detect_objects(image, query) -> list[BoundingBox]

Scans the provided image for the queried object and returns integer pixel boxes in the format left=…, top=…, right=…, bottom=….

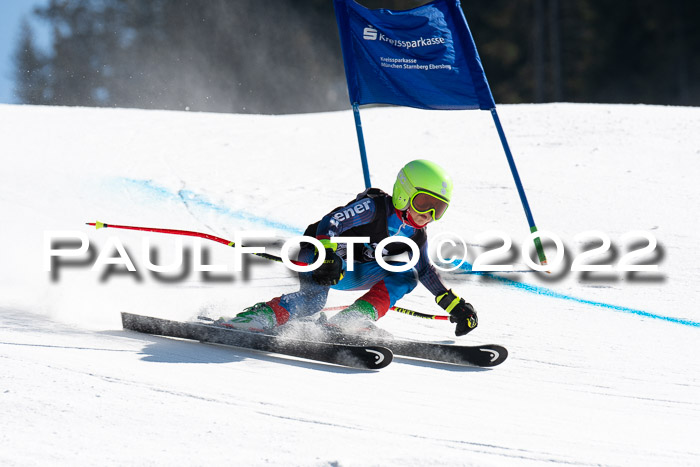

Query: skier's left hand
left=436, top=289, right=478, bottom=336
left=449, top=301, right=478, bottom=336
left=312, top=248, right=345, bottom=286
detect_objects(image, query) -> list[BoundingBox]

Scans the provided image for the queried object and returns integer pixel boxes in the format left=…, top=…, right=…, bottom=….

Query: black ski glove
left=436, top=289, right=478, bottom=336
left=312, top=248, right=345, bottom=286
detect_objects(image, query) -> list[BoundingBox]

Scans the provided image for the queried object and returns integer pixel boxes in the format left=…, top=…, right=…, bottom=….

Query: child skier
left=224, top=159, right=478, bottom=336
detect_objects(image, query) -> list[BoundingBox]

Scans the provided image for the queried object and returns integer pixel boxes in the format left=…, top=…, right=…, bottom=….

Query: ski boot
left=217, top=302, right=278, bottom=332
left=327, top=300, right=393, bottom=338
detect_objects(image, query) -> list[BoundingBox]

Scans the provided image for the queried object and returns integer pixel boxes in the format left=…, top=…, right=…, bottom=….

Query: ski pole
left=320, top=306, right=448, bottom=320
left=201, top=307, right=449, bottom=321
left=87, top=221, right=450, bottom=321
left=86, top=221, right=306, bottom=266
left=391, top=306, right=449, bottom=320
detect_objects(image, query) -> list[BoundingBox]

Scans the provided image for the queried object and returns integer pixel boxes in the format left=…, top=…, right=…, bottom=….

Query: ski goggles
left=410, top=191, right=450, bottom=221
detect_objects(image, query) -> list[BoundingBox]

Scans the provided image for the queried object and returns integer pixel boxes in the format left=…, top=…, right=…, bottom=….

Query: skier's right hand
left=312, top=248, right=345, bottom=286
left=436, top=289, right=478, bottom=336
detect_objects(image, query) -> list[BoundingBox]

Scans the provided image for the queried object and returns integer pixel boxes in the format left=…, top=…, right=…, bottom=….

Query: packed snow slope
left=1, top=102, right=699, bottom=466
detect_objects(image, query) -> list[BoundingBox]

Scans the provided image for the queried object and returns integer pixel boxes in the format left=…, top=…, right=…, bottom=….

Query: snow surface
left=1, top=102, right=699, bottom=466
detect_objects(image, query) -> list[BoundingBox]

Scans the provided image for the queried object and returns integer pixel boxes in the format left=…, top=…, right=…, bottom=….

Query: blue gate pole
left=352, top=102, right=372, bottom=189
left=490, top=108, right=547, bottom=265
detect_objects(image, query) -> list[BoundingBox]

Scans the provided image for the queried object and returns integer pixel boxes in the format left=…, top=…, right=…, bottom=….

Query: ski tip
left=333, top=345, right=393, bottom=370
left=362, top=346, right=394, bottom=369
left=478, top=344, right=508, bottom=367
left=85, top=221, right=104, bottom=229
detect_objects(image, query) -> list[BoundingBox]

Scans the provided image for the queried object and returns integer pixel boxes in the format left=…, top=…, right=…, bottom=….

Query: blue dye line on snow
left=117, top=178, right=302, bottom=235
left=116, top=177, right=698, bottom=328
left=448, top=260, right=697, bottom=327
left=473, top=269, right=697, bottom=327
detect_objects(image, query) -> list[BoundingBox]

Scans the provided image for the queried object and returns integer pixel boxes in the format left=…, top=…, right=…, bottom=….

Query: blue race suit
left=267, top=188, right=449, bottom=323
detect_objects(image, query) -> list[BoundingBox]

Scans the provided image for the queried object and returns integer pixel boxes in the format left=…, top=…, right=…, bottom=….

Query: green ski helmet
left=392, top=159, right=453, bottom=220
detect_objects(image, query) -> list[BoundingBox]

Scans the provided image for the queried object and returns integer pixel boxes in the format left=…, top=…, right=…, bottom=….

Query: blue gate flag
left=333, top=0, right=496, bottom=110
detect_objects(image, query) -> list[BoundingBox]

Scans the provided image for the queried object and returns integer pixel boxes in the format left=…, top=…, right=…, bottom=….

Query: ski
left=320, top=328, right=507, bottom=367
left=121, top=312, right=392, bottom=370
